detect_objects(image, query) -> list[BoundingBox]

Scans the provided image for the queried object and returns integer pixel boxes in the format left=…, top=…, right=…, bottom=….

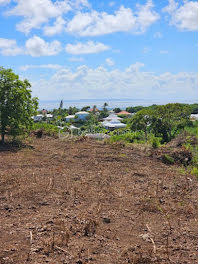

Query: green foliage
left=0, top=66, right=38, bottom=143
left=68, top=106, right=79, bottom=115
left=126, top=106, right=144, bottom=113
left=150, top=136, right=161, bottom=149
left=32, top=123, right=59, bottom=137
left=81, top=106, right=90, bottom=111
left=113, top=107, right=121, bottom=113
left=110, top=131, right=145, bottom=144
left=191, top=167, right=198, bottom=179
left=190, top=103, right=198, bottom=114
left=162, top=154, right=175, bottom=164
left=129, top=103, right=191, bottom=143
left=130, top=109, right=153, bottom=140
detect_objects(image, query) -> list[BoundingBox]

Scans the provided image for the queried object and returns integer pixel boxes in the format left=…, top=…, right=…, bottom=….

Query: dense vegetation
left=0, top=67, right=38, bottom=143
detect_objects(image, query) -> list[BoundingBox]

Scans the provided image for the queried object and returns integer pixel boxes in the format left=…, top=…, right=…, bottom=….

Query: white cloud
left=0, top=0, right=10, bottom=5
left=29, top=64, right=198, bottom=101
left=106, top=58, right=115, bottom=66
left=0, top=38, right=23, bottom=56
left=66, top=1, right=159, bottom=36
left=163, top=0, right=178, bottom=14
left=20, top=64, right=62, bottom=71
left=0, top=36, right=62, bottom=57
left=43, top=17, right=66, bottom=36
left=163, top=0, right=198, bottom=31
left=5, top=0, right=88, bottom=34
left=25, top=35, right=62, bottom=57
left=135, top=0, right=160, bottom=34
left=65, top=41, right=110, bottom=55
left=126, top=62, right=145, bottom=72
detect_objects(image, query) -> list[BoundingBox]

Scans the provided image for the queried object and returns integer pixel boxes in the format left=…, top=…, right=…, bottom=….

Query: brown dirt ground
left=0, top=137, right=197, bottom=264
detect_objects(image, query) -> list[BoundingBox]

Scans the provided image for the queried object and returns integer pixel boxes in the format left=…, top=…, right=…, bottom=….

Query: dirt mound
left=152, top=146, right=192, bottom=166
left=167, top=132, right=198, bottom=148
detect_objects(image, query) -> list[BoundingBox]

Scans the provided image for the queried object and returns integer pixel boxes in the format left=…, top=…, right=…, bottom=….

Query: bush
left=110, top=131, right=145, bottom=144
left=162, top=154, right=175, bottom=164
left=149, top=135, right=161, bottom=149
left=31, top=123, right=59, bottom=137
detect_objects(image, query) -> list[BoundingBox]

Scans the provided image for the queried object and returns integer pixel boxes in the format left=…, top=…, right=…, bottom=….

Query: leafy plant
left=162, top=154, right=175, bottom=164
left=0, top=67, right=38, bottom=143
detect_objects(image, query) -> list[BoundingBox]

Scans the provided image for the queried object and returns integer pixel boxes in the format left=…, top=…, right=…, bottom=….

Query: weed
left=191, top=167, right=198, bottom=179
left=162, top=154, right=175, bottom=165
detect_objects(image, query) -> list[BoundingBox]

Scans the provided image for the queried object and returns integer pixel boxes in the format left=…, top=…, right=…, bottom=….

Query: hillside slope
left=0, top=137, right=197, bottom=264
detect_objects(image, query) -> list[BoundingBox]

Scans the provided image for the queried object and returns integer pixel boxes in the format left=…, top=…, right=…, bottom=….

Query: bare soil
left=0, top=137, right=197, bottom=264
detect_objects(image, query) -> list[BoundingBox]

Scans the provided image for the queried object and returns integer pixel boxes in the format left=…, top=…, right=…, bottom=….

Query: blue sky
left=0, top=0, right=198, bottom=102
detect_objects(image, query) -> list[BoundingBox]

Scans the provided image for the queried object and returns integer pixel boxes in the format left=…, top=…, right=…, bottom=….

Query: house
left=102, top=114, right=126, bottom=130
left=65, top=115, right=75, bottom=122
left=46, top=114, right=53, bottom=120
left=75, top=111, right=90, bottom=121
left=32, top=114, right=44, bottom=122
left=103, top=113, right=122, bottom=122
left=190, top=114, right=198, bottom=121
left=117, top=111, right=131, bottom=116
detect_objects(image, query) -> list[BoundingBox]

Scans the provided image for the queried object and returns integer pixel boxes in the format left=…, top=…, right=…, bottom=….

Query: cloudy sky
left=0, top=0, right=198, bottom=102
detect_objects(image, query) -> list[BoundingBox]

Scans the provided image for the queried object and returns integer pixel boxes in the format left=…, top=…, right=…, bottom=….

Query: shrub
left=162, top=154, right=175, bottom=164
left=110, top=131, right=145, bottom=144
left=31, top=123, right=59, bottom=137
left=149, top=135, right=161, bottom=149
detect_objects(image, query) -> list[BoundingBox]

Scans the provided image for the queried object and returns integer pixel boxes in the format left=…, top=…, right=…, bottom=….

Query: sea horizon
left=39, top=98, right=198, bottom=111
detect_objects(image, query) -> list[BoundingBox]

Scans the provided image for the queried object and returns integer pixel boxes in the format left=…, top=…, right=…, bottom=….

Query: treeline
left=126, top=103, right=198, bottom=114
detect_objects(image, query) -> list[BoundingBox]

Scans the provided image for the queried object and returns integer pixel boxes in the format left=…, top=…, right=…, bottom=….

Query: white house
left=65, top=115, right=75, bottom=122
left=75, top=111, right=90, bottom=121
left=46, top=114, right=53, bottom=120
left=102, top=114, right=126, bottom=130
left=190, top=114, right=198, bottom=121
left=103, top=113, right=122, bottom=122
left=32, top=114, right=44, bottom=122
left=102, top=120, right=126, bottom=130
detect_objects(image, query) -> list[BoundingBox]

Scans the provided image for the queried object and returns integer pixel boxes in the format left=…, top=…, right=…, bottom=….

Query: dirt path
left=0, top=137, right=197, bottom=263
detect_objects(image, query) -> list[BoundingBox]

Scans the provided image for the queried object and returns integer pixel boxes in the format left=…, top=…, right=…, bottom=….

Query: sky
left=0, top=0, right=198, bottom=103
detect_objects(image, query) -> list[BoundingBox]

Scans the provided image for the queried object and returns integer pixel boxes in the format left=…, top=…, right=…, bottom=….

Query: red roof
left=89, top=108, right=99, bottom=112
left=117, top=111, right=131, bottom=115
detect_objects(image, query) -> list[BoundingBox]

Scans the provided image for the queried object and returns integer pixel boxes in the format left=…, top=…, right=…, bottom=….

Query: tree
left=0, top=67, right=38, bottom=143
left=59, top=99, right=63, bottom=109
left=113, top=107, right=121, bottom=113
left=68, top=106, right=79, bottom=115
left=103, top=102, right=108, bottom=111
left=81, top=106, right=90, bottom=111
left=130, top=103, right=191, bottom=143
left=151, top=103, right=191, bottom=142
left=92, top=105, right=97, bottom=114
left=130, top=109, right=153, bottom=140
left=126, top=106, right=144, bottom=113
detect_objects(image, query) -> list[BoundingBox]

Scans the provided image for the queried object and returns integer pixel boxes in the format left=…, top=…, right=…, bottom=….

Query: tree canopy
left=130, top=103, right=191, bottom=143
left=0, top=67, right=38, bottom=143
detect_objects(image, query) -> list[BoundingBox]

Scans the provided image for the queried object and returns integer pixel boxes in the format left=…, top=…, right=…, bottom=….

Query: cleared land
left=0, top=137, right=197, bottom=264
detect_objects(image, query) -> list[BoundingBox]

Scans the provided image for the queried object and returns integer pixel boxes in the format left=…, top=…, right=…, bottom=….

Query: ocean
left=39, top=98, right=198, bottom=110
